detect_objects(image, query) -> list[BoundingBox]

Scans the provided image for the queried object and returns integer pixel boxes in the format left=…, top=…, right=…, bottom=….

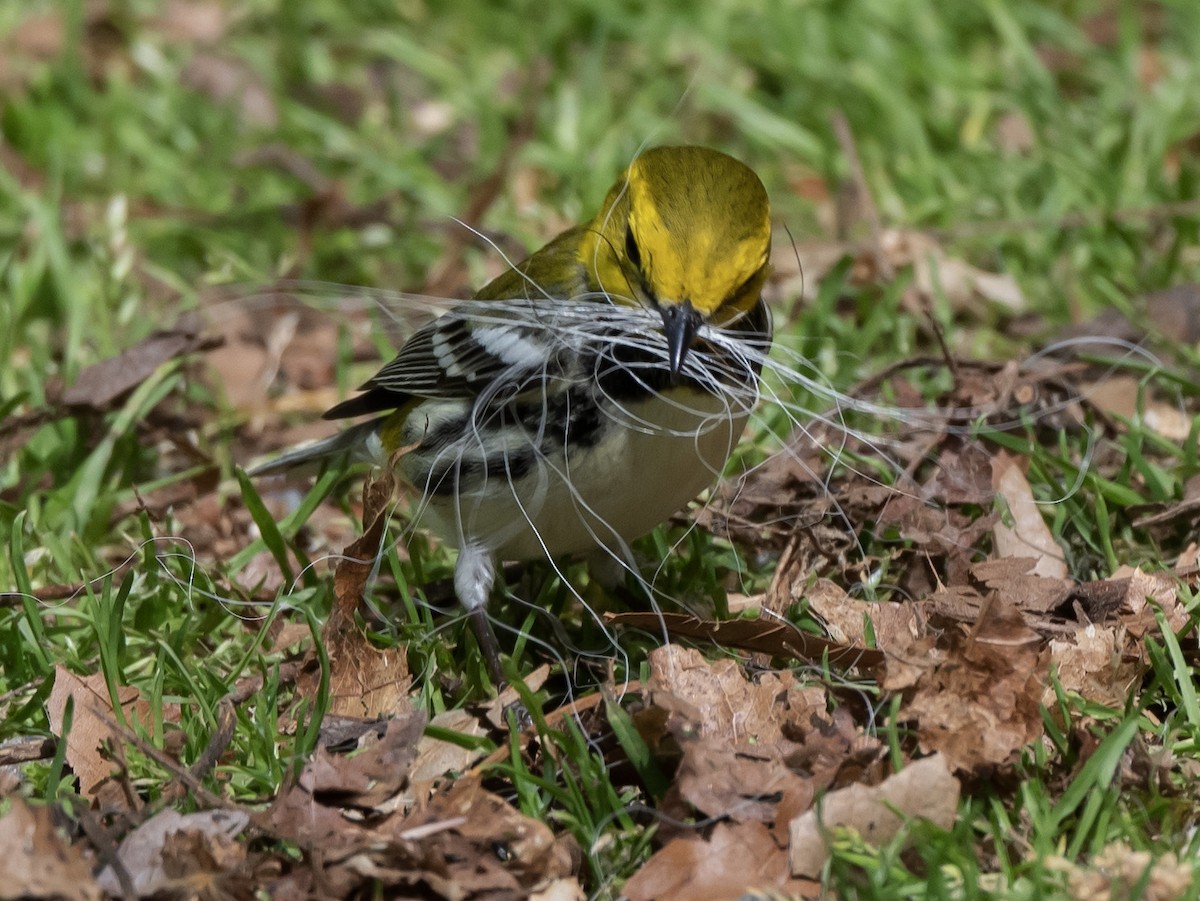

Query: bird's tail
left=247, top=417, right=388, bottom=477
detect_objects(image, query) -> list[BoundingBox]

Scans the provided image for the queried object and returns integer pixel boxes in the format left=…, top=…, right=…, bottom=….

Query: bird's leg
left=454, top=544, right=506, bottom=685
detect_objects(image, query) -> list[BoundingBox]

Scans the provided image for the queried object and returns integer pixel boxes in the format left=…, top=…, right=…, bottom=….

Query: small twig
left=93, top=708, right=230, bottom=812
left=465, top=683, right=640, bottom=777
left=161, top=697, right=237, bottom=806
left=924, top=304, right=961, bottom=384
left=832, top=110, right=893, bottom=281
left=77, top=810, right=138, bottom=901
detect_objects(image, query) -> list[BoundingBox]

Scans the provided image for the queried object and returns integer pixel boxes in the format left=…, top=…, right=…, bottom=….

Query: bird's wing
left=366, top=298, right=579, bottom=399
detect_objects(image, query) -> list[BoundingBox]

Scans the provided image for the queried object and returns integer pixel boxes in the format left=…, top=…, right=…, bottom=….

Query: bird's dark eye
left=624, top=225, right=642, bottom=268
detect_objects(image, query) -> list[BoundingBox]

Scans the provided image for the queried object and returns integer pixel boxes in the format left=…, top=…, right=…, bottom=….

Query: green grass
left=4, top=0, right=1200, bottom=897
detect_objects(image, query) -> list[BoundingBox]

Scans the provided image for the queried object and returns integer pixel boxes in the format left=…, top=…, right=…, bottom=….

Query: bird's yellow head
left=579, top=146, right=772, bottom=373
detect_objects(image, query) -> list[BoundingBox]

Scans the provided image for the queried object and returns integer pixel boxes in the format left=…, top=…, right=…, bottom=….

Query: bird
left=253, top=145, right=773, bottom=683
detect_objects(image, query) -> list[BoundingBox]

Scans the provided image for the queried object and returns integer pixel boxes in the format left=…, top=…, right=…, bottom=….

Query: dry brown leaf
left=804, top=579, right=872, bottom=646
left=61, top=327, right=214, bottom=410
left=0, top=797, right=102, bottom=901
left=95, top=809, right=249, bottom=897
left=921, top=584, right=988, bottom=624
left=789, top=754, right=960, bottom=878
left=1048, top=625, right=1140, bottom=709
left=310, top=471, right=412, bottom=719
left=671, top=740, right=814, bottom=825
left=876, top=607, right=937, bottom=691
left=969, top=594, right=1045, bottom=648
left=803, top=581, right=932, bottom=691
left=647, top=645, right=795, bottom=744
left=876, top=492, right=994, bottom=566
left=392, top=778, right=577, bottom=893
left=322, top=618, right=411, bottom=720
left=1114, top=566, right=1186, bottom=635
left=970, top=557, right=1072, bottom=615
left=204, top=339, right=274, bottom=412
left=267, top=621, right=312, bottom=653
left=46, top=667, right=145, bottom=803
left=922, top=441, right=997, bottom=506
left=645, top=646, right=881, bottom=834
left=1143, top=284, right=1200, bottom=344
left=1049, top=841, right=1194, bottom=901
left=903, top=601, right=1048, bottom=772
left=994, top=110, right=1036, bottom=154
left=625, top=821, right=816, bottom=901
left=763, top=237, right=850, bottom=305
left=1083, top=375, right=1192, bottom=442
left=275, top=737, right=576, bottom=896
left=1176, top=542, right=1200, bottom=573
left=7, top=12, right=65, bottom=59
left=205, top=299, right=343, bottom=415
left=530, top=879, right=587, bottom=901
left=299, top=712, right=425, bottom=811
left=880, top=229, right=1026, bottom=313
left=992, top=451, right=1069, bottom=579
left=484, top=664, right=551, bottom=730
left=269, top=775, right=365, bottom=858
left=608, top=611, right=884, bottom=670
left=409, top=707, right=490, bottom=794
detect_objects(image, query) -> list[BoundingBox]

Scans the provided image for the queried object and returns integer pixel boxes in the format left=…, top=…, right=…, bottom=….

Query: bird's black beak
left=661, top=301, right=702, bottom=378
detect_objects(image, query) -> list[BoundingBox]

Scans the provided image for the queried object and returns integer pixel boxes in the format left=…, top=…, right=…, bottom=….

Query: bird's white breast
left=401, top=386, right=747, bottom=563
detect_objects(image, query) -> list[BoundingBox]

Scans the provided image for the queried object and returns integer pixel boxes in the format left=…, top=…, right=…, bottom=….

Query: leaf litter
left=11, top=247, right=1200, bottom=899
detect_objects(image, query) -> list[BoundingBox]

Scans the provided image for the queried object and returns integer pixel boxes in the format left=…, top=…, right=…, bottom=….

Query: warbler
left=255, top=146, right=773, bottom=681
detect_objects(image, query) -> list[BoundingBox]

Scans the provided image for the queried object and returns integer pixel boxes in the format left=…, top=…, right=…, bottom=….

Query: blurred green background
left=5, top=0, right=1200, bottom=389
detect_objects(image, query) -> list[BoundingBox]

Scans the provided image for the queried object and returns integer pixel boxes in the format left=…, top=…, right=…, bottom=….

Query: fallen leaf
left=391, top=777, right=577, bottom=893
left=607, top=611, right=884, bottom=671
left=625, top=821, right=815, bottom=901
left=530, top=878, right=587, bottom=901
left=61, top=327, right=214, bottom=410
left=880, top=229, right=1026, bottom=313
left=1143, top=283, right=1200, bottom=344
left=299, top=712, right=425, bottom=811
left=803, top=579, right=873, bottom=646
left=1083, top=375, right=1192, bottom=442
left=96, top=809, right=249, bottom=897
left=671, top=740, right=813, bottom=825
left=968, top=594, right=1044, bottom=648
left=969, top=557, right=1072, bottom=615
left=306, top=471, right=412, bottom=719
left=484, top=664, right=550, bottom=730
left=646, top=645, right=797, bottom=744
left=789, top=754, right=960, bottom=878
left=1048, top=625, right=1139, bottom=709
left=409, top=707, right=490, bottom=794
left=1048, top=840, right=1194, bottom=901
left=644, top=646, right=882, bottom=836
left=1114, top=566, right=1187, bottom=636
left=902, top=614, right=1047, bottom=772
left=46, top=667, right=145, bottom=804
left=0, top=797, right=102, bottom=901
left=994, top=110, right=1035, bottom=154
left=992, top=452, right=1069, bottom=579
left=921, top=441, right=997, bottom=506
